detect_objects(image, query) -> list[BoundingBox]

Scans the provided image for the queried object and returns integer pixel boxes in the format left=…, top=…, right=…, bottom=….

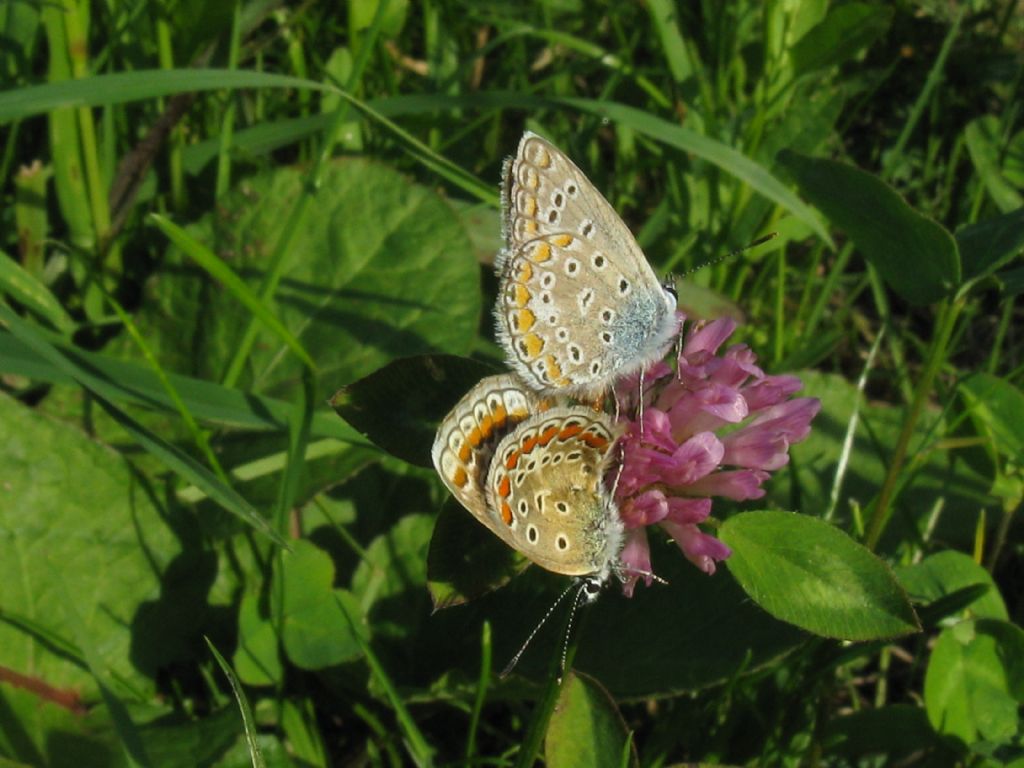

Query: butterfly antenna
left=677, top=232, right=778, bottom=279
left=500, top=580, right=579, bottom=678
left=556, top=581, right=593, bottom=683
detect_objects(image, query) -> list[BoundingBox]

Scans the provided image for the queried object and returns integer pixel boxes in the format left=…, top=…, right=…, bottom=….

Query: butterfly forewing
left=485, top=407, right=623, bottom=578
left=495, top=132, right=679, bottom=398
left=430, top=374, right=539, bottom=527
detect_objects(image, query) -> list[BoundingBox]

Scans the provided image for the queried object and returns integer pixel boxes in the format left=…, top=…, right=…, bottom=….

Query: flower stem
left=864, top=297, right=963, bottom=550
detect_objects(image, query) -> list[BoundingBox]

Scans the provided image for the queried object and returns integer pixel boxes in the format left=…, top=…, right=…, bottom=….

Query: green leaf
left=427, top=499, right=528, bottom=610
left=0, top=330, right=364, bottom=441
left=233, top=591, right=284, bottom=687
left=0, top=392, right=188, bottom=759
left=897, top=550, right=1007, bottom=622
left=0, top=68, right=327, bottom=124
left=0, top=249, right=75, bottom=332
left=778, top=150, right=961, bottom=305
left=719, top=511, right=920, bottom=639
left=331, top=355, right=498, bottom=468
left=958, top=372, right=1024, bottom=466
left=351, top=513, right=433, bottom=638
left=924, top=619, right=1024, bottom=745
left=790, top=2, right=893, bottom=75
left=965, top=116, right=1024, bottom=213
left=545, top=672, right=638, bottom=768
left=957, top=206, right=1024, bottom=284
left=133, top=159, right=480, bottom=401
left=276, top=541, right=368, bottom=669
left=148, top=213, right=317, bottom=372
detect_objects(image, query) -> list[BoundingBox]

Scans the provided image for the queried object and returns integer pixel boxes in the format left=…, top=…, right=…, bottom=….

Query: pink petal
left=686, top=469, right=769, bottom=500
left=662, top=432, right=725, bottom=485
left=621, top=489, right=670, bottom=527
left=742, top=375, right=804, bottom=411
left=665, top=384, right=748, bottom=441
left=749, top=397, right=822, bottom=443
left=722, top=431, right=791, bottom=470
left=661, top=520, right=732, bottom=574
left=683, top=317, right=736, bottom=358
left=618, top=528, right=653, bottom=597
left=665, top=496, right=713, bottom=524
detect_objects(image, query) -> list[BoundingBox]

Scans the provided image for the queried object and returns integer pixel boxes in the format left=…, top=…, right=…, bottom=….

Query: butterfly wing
left=495, top=132, right=678, bottom=397
left=485, top=406, right=624, bottom=579
left=431, top=374, right=539, bottom=531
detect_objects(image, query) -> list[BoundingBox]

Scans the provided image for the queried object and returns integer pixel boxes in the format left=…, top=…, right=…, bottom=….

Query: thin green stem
left=215, top=1, right=243, bottom=200
left=865, top=297, right=964, bottom=549
left=465, top=621, right=492, bottom=762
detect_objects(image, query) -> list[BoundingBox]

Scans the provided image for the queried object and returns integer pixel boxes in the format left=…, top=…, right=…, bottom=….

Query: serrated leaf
left=778, top=150, right=961, bottom=305
left=331, top=354, right=499, bottom=467
left=924, top=619, right=1024, bottom=745
left=276, top=541, right=368, bottom=669
left=545, top=672, right=638, bottom=768
left=720, top=511, right=920, bottom=639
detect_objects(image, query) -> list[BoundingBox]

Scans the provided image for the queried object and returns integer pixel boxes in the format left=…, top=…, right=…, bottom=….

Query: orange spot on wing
left=458, top=443, right=472, bottom=463
left=493, top=405, right=508, bottom=429
left=452, top=467, right=469, bottom=488
left=513, top=284, right=530, bottom=307
left=538, top=425, right=559, bottom=446
left=558, top=423, right=584, bottom=441
left=479, top=414, right=493, bottom=438
left=468, top=428, right=482, bottom=447
left=501, top=501, right=513, bottom=525
left=523, top=196, right=537, bottom=215
left=545, top=355, right=562, bottom=382
left=506, top=449, right=520, bottom=470
left=498, top=475, right=511, bottom=498
left=553, top=234, right=574, bottom=248
left=516, top=309, right=535, bottom=333
left=582, top=433, right=609, bottom=450
left=532, top=242, right=552, bottom=263
left=517, top=261, right=534, bottom=282
left=522, top=333, right=544, bottom=359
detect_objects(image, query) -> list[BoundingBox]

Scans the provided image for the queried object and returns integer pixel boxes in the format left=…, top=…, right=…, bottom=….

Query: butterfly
left=494, top=131, right=680, bottom=400
left=430, top=373, right=625, bottom=587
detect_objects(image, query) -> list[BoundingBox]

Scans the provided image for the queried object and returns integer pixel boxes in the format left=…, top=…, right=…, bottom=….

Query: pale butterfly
left=495, top=131, right=681, bottom=400
left=430, top=373, right=625, bottom=588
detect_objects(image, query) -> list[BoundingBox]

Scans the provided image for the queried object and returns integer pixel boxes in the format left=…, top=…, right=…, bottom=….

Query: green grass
left=1, top=1, right=1022, bottom=766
